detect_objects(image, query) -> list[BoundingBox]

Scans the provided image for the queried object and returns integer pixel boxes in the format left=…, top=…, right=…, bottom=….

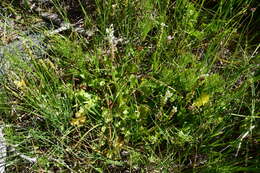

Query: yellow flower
left=71, top=108, right=86, bottom=126
left=192, top=93, right=210, bottom=107
left=70, top=116, right=86, bottom=126
left=14, top=80, right=26, bottom=89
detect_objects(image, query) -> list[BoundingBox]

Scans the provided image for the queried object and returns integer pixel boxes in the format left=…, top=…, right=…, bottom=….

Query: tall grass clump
left=0, top=0, right=259, bottom=172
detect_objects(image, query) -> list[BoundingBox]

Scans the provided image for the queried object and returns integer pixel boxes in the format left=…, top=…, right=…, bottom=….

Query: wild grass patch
left=0, top=0, right=259, bottom=172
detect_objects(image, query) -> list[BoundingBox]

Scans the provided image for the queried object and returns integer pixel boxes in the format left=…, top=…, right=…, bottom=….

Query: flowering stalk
left=106, top=24, right=116, bottom=60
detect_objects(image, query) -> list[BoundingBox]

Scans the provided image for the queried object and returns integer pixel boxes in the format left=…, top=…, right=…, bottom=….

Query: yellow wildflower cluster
left=192, top=93, right=210, bottom=107
left=70, top=107, right=86, bottom=126
left=14, top=79, right=26, bottom=89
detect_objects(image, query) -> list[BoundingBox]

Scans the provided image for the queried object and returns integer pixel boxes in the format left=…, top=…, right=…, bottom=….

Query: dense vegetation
left=0, top=0, right=259, bottom=172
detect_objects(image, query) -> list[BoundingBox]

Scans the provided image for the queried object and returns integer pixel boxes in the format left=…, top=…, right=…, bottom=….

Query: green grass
left=0, top=0, right=259, bottom=172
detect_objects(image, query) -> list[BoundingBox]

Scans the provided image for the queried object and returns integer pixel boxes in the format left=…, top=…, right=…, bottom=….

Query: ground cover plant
left=0, top=0, right=259, bottom=172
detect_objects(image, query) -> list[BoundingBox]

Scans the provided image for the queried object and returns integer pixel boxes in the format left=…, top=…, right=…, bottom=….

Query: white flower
left=167, top=35, right=174, bottom=40
left=160, top=23, right=167, bottom=27
left=106, top=24, right=115, bottom=43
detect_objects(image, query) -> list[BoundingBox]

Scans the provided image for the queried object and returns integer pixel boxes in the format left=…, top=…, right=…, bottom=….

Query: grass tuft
left=0, top=0, right=259, bottom=172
